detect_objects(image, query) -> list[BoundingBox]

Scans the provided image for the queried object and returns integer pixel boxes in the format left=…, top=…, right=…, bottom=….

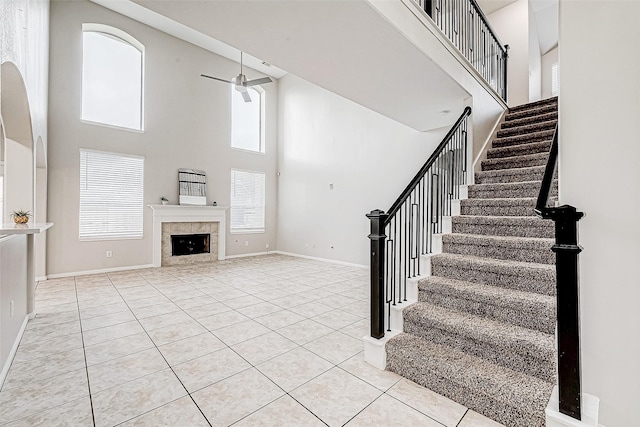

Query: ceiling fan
left=201, top=52, right=273, bottom=102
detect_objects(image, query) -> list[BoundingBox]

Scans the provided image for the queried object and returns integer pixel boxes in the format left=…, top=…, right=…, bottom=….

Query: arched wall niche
left=1, top=61, right=35, bottom=218
left=35, top=136, right=47, bottom=278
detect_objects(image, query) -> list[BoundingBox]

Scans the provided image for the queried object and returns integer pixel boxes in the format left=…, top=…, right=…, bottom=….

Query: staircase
left=385, top=97, right=559, bottom=427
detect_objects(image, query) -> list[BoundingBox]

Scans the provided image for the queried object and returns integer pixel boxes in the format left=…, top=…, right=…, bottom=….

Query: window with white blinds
left=79, top=149, right=144, bottom=240
left=230, top=169, right=265, bottom=233
left=552, top=63, right=559, bottom=96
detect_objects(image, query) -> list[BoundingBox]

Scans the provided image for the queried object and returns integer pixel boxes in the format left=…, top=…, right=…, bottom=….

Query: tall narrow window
left=230, top=169, right=265, bottom=233
left=79, top=149, right=144, bottom=240
left=551, top=63, right=559, bottom=96
left=231, top=86, right=265, bottom=153
left=82, top=24, right=144, bottom=130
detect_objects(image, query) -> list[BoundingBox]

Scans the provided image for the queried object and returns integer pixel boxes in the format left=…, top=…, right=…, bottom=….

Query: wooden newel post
left=367, top=209, right=388, bottom=340
left=549, top=204, right=584, bottom=420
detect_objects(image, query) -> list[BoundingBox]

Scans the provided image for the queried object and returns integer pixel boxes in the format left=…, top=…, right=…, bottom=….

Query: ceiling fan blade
left=200, top=74, right=233, bottom=84
left=245, top=77, right=273, bottom=87
left=241, top=90, right=252, bottom=103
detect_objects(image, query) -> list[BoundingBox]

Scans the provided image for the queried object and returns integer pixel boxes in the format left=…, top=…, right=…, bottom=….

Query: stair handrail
left=535, top=125, right=559, bottom=216
left=367, top=107, right=471, bottom=340
left=418, top=0, right=509, bottom=101
left=386, top=106, right=472, bottom=222
left=535, top=122, right=584, bottom=421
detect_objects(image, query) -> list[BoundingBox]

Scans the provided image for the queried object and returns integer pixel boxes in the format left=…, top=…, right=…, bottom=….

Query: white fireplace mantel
left=149, top=205, right=226, bottom=267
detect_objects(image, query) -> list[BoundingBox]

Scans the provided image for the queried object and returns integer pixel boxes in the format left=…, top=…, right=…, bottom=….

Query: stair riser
left=501, top=113, right=557, bottom=129
left=385, top=335, right=554, bottom=427
left=505, top=104, right=558, bottom=121
left=430, top=259, right=555, bottom=295
left=475, top=168, right=544, bottom=184
left=402, top=319, right=555, bottom=382
left=452, top=220, right=554, bottom=238
left=509, top=97, right=558, bottom=113
left=497, top=121, right=556, bottom=138
left=481, top=153, right=547, bottom=171
left=460, top=202, right=537, bottom=217
left=468, top=183, right=556, bottom=199
left=486, top=141, right=551, bottom=159
left=442, top=240, right=554, bottom=264
left=493, top=130, right=555, bottom=148
left=418, top=290, right=555, bottom=334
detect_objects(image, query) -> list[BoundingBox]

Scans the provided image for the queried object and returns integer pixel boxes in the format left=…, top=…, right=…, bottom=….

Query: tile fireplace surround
left=149, top=205, right=226, bottom=267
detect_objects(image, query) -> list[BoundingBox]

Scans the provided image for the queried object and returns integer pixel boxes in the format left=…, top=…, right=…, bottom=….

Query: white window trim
left=79, top=148, right=145, bottom=241
left=230, top=168, right=266, bottom=234
left=81, top=23, right=145, bottom=132
left=230, top=85, right=266, bottom=154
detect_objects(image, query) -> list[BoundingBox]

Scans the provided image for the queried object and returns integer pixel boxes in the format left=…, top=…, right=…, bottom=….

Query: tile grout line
left=73, top=275, right=98, bottom=427
left=103, top=270, right=214, bottom=427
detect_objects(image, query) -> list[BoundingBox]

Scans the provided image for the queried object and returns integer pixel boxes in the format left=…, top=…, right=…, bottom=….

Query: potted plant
left=160, top=197, right=169, bottom=205
left=10, top=210, right=31, bottom=224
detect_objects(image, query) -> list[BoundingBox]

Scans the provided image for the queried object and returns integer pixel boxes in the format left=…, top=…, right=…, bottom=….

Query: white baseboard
left=0, top=315, right=28, bottom=388
left=225, top=251, right=273, bottom=259
left=273, top=251, right=367, bottom=269
left=46, top=263, right=155, bottom=279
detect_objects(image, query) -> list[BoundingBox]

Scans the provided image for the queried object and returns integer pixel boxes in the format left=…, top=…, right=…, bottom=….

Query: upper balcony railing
left=416, top=0, right=509, bottom=101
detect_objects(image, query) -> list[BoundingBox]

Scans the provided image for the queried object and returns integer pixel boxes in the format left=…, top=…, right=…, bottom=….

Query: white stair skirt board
left=363, top=330, right=401, bottom=370
left=546, top=386, right=601, bottom=427
left=451, top=199, right=461, bottom=216
left=0, top=315, right=28, bottom=388
left=442, top=216, right=452, bottom=234
left=459, top=185, right=468, bottom=200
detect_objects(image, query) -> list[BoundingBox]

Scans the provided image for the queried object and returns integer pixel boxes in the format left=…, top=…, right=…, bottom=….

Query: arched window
left=82, top=24, right=144, bottom=131
left=231, top=86, right=265, bottom=153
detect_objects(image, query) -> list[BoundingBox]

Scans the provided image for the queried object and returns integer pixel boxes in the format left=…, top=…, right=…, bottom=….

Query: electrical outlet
left=305, top=242, right=309, bottom=248
left=266, top=243, right=269, bottom=249
left=329, top=183, right=334, bottom=190
left=244, top=241, right=249, bottom=246
left=10, top=300, right=14, bottom=317
left=106, top=251, right=113, bottom=258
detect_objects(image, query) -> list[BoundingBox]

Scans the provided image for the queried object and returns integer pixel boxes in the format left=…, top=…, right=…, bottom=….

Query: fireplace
left=149, top=205, right=227, bottom=267
left=171, top=234, right=210, bottom=256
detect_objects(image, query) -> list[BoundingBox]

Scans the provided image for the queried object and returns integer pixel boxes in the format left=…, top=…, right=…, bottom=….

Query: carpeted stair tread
left=452, top=215, right=554, bottom=238
left=501, top=112, right=557, bottom=129
left=475, top=166, right=545, bottom=184
left=418, top=276, right=556, bottom=333
left=442, top=233, right=554, bottom=264
left=497, top=120, right=557, bottom=138
left=386, top=333, right=553, bottom=427
left=505, top=103, right=558, bottom=121
left=467, top=180, right=556, bottom=199
left=402, top=302, right=556, bottom=381
left=430, top=252, right=555, bottom=295
left=508, top=96, right=557, bottom=113
left=486, top=140, right=552, bottom=159
left=460, top=197, right=538, bottom=216
left=481, top=152, right=548, bottom=171
left=492, top=129, right=555, bottom=148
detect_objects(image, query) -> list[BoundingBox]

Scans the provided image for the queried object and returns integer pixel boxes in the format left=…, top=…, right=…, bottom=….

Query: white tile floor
left=0, top=254, right=503, bottom=426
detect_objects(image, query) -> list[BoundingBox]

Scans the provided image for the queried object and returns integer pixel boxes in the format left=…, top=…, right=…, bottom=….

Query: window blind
left=230, top=169, right=265, bottom=233
left=79, top=149, right=144, bottom=240
left=552, top=63, right=559, bottom=96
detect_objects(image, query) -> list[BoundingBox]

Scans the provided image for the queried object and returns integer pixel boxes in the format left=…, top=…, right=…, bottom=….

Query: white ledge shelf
left=0, top=223, right=53, bottom=235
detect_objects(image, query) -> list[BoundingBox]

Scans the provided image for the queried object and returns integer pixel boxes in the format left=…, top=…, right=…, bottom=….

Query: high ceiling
left=91, top=0, right=470, bottom=131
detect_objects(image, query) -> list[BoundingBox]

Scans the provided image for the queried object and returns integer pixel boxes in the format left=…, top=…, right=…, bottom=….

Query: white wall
left=277, top=74, right=450, bottom=266
left=47, top=0, right=278, bottom=276
left=528, top=3, right=542, bottom=102
left=541, top=46, right=558, bottom=99
left=487, top=0, right=530, bottom=107
left=559, top=1, right=640, bottom=425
